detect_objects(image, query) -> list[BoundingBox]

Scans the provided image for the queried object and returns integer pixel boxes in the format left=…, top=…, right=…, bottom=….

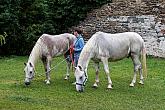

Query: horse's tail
left=141, top=43, right=147, bottom=78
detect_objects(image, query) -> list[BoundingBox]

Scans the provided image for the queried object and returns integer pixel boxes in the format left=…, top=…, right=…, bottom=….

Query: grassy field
left=0, top=56, right=165, bottom=110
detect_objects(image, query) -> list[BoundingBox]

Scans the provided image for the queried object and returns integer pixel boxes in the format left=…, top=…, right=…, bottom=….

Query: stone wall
left=71, top=0, right=165, bottom=57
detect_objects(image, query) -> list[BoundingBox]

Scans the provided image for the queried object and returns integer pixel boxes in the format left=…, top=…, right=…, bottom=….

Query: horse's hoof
left=46, top=82, right=50, bottom=85
left=107, top=85, right=112, bottom=89
left=45, top=80, right=50, bottom=84
left=106, top=87, right=113, bottom=91
left=92, top=83, right=98, bottom=88
left=72, top=82, right=76, bottom=85
left=92, top=86, right=98, bottom=89
left=139, top=80, right=144, bottom=85
left=64, top=78, right=68, bottom=80
left=129, top=83, right=134, bottom=87
left=64, top=76, right=69, bottom=80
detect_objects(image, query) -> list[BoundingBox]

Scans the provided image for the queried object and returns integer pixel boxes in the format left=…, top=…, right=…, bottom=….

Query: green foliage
left=0, top=56, right=165, bottom=109
left=0, top=32, right=7, bottom=45
left=0, top=0, right=112, bottom=55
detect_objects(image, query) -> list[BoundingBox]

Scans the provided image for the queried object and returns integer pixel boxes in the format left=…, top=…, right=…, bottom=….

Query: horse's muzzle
left=78, top=89, right=84, bottom=92
left=25, top=82, right=30, bottom=86
left=76, top=84, right=84, bottom=92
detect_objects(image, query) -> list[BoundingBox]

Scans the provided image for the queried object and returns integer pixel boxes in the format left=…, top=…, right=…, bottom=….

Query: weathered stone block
left=70, top=0, right=165, bottom=58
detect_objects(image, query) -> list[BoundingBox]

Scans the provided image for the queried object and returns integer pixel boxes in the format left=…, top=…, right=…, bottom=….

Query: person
left=73, top=27, right=85, bottom=67
left=63, top=28, right=84, bottom=81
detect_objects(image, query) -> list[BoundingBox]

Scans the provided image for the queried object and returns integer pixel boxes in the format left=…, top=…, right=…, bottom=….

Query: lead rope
left=36, top=56, right=70, bottom=77
left=69, top=44, right=75, bottom=71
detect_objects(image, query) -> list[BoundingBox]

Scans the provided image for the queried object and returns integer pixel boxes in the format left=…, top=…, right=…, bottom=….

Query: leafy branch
left=0, top=32, right=7, bottom=45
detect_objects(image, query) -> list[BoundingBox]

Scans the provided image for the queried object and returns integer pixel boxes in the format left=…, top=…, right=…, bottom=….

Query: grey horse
left=74, top=31, right=147, bottom=92
left=24, top=33, right=76, bottom=85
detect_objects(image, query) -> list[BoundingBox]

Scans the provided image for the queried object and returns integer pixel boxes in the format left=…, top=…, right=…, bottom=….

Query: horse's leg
left=130, top=54, right=143, bottom=87
left=64, top=60, right=71, bottom=80
left=139, top=64, right=144, bottom=85
left=101, top=58, right=112, bottom=89
left=42, top=57, right=49, bottom=84
left=45, top=56, right=52, bottom=84
left=93, top=62, right=100, bottom=88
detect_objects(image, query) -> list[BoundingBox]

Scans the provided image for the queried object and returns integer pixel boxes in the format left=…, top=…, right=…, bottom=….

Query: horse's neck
left=28, top=43, right=41, bottom=67
left=78, top=45, right=93, bottom=70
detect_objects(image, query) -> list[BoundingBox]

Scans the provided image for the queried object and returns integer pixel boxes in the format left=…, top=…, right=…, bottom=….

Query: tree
left=0, top=0, right=112, bottom=55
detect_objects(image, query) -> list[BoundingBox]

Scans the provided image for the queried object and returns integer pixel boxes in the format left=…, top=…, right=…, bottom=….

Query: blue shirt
left=74, top=35, right=84, bottom=54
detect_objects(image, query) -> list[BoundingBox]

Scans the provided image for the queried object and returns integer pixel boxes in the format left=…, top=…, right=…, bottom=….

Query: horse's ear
left=24, top=63, right=27, bottom=66
left=65, top=35, right=70, bottom=40
left=78, top=65, right=82, bottom=71
left=29, top=62, right=33, bottom=67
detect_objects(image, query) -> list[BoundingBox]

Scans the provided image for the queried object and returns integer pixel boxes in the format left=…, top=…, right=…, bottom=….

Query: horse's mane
left=78, top=33, right=98, bottom=68
left=80, top=32, right=105, bottom=56
left=28, top=38, right=42, bottom=66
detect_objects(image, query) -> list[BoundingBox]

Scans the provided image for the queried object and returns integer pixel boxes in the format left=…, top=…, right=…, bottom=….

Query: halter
left=25, top=76, right=34, bottom=80
left=25, top=64, right=35, bottom=80
left=76, top=70, right=88, bottom=86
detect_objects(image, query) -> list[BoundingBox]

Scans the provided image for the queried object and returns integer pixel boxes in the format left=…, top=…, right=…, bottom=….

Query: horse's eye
left=79, top=76, right=83, bottom=80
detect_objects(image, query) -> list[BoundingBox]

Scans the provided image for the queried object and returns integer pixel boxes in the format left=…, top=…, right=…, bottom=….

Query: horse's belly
left=95, top=44, right=130, bottom=61
left=108, top=54, right=128, bottom=61
left=109, top=50, right=129, bottom=61
left=95, top=53, right=128, bottom=61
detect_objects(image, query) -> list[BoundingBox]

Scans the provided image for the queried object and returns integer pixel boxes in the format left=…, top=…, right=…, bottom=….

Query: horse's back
left=110, top=32, right=144, bottom=52
left=94, top=31, right=143, bottom=41
left=40, top=33, right=74, bottom=38
left=93, top=32, right=144, bottom=47
left=120, top=32, right=143, bottom=42
left=38, top=33, right=75, bottom=57
left=90, top=31, right=144, bottom=60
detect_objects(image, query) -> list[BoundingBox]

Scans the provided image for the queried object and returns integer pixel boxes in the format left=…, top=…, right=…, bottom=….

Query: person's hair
left=74, top=27, right=82, bottom=34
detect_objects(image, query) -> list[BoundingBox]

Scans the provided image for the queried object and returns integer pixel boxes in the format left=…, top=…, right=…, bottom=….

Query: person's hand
left=70, top=44, right=73, bottom=48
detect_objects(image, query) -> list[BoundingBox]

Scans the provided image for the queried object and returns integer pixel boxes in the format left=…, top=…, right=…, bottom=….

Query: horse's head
left=74, top=66, right=88, bottom=92
left=24, top=62, right=35, bottom=85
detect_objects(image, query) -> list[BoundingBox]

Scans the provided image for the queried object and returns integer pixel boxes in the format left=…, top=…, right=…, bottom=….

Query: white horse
left=24, top=33, right=76, bottom=85
left=74, top=31, right=147, bottom=92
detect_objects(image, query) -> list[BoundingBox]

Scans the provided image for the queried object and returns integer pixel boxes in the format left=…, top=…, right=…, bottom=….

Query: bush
left=0, top=0, right=111, bottom=55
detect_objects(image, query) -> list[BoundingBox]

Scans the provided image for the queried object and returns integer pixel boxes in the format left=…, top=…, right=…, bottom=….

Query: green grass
left=0, top=56, right=165, bottom=110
